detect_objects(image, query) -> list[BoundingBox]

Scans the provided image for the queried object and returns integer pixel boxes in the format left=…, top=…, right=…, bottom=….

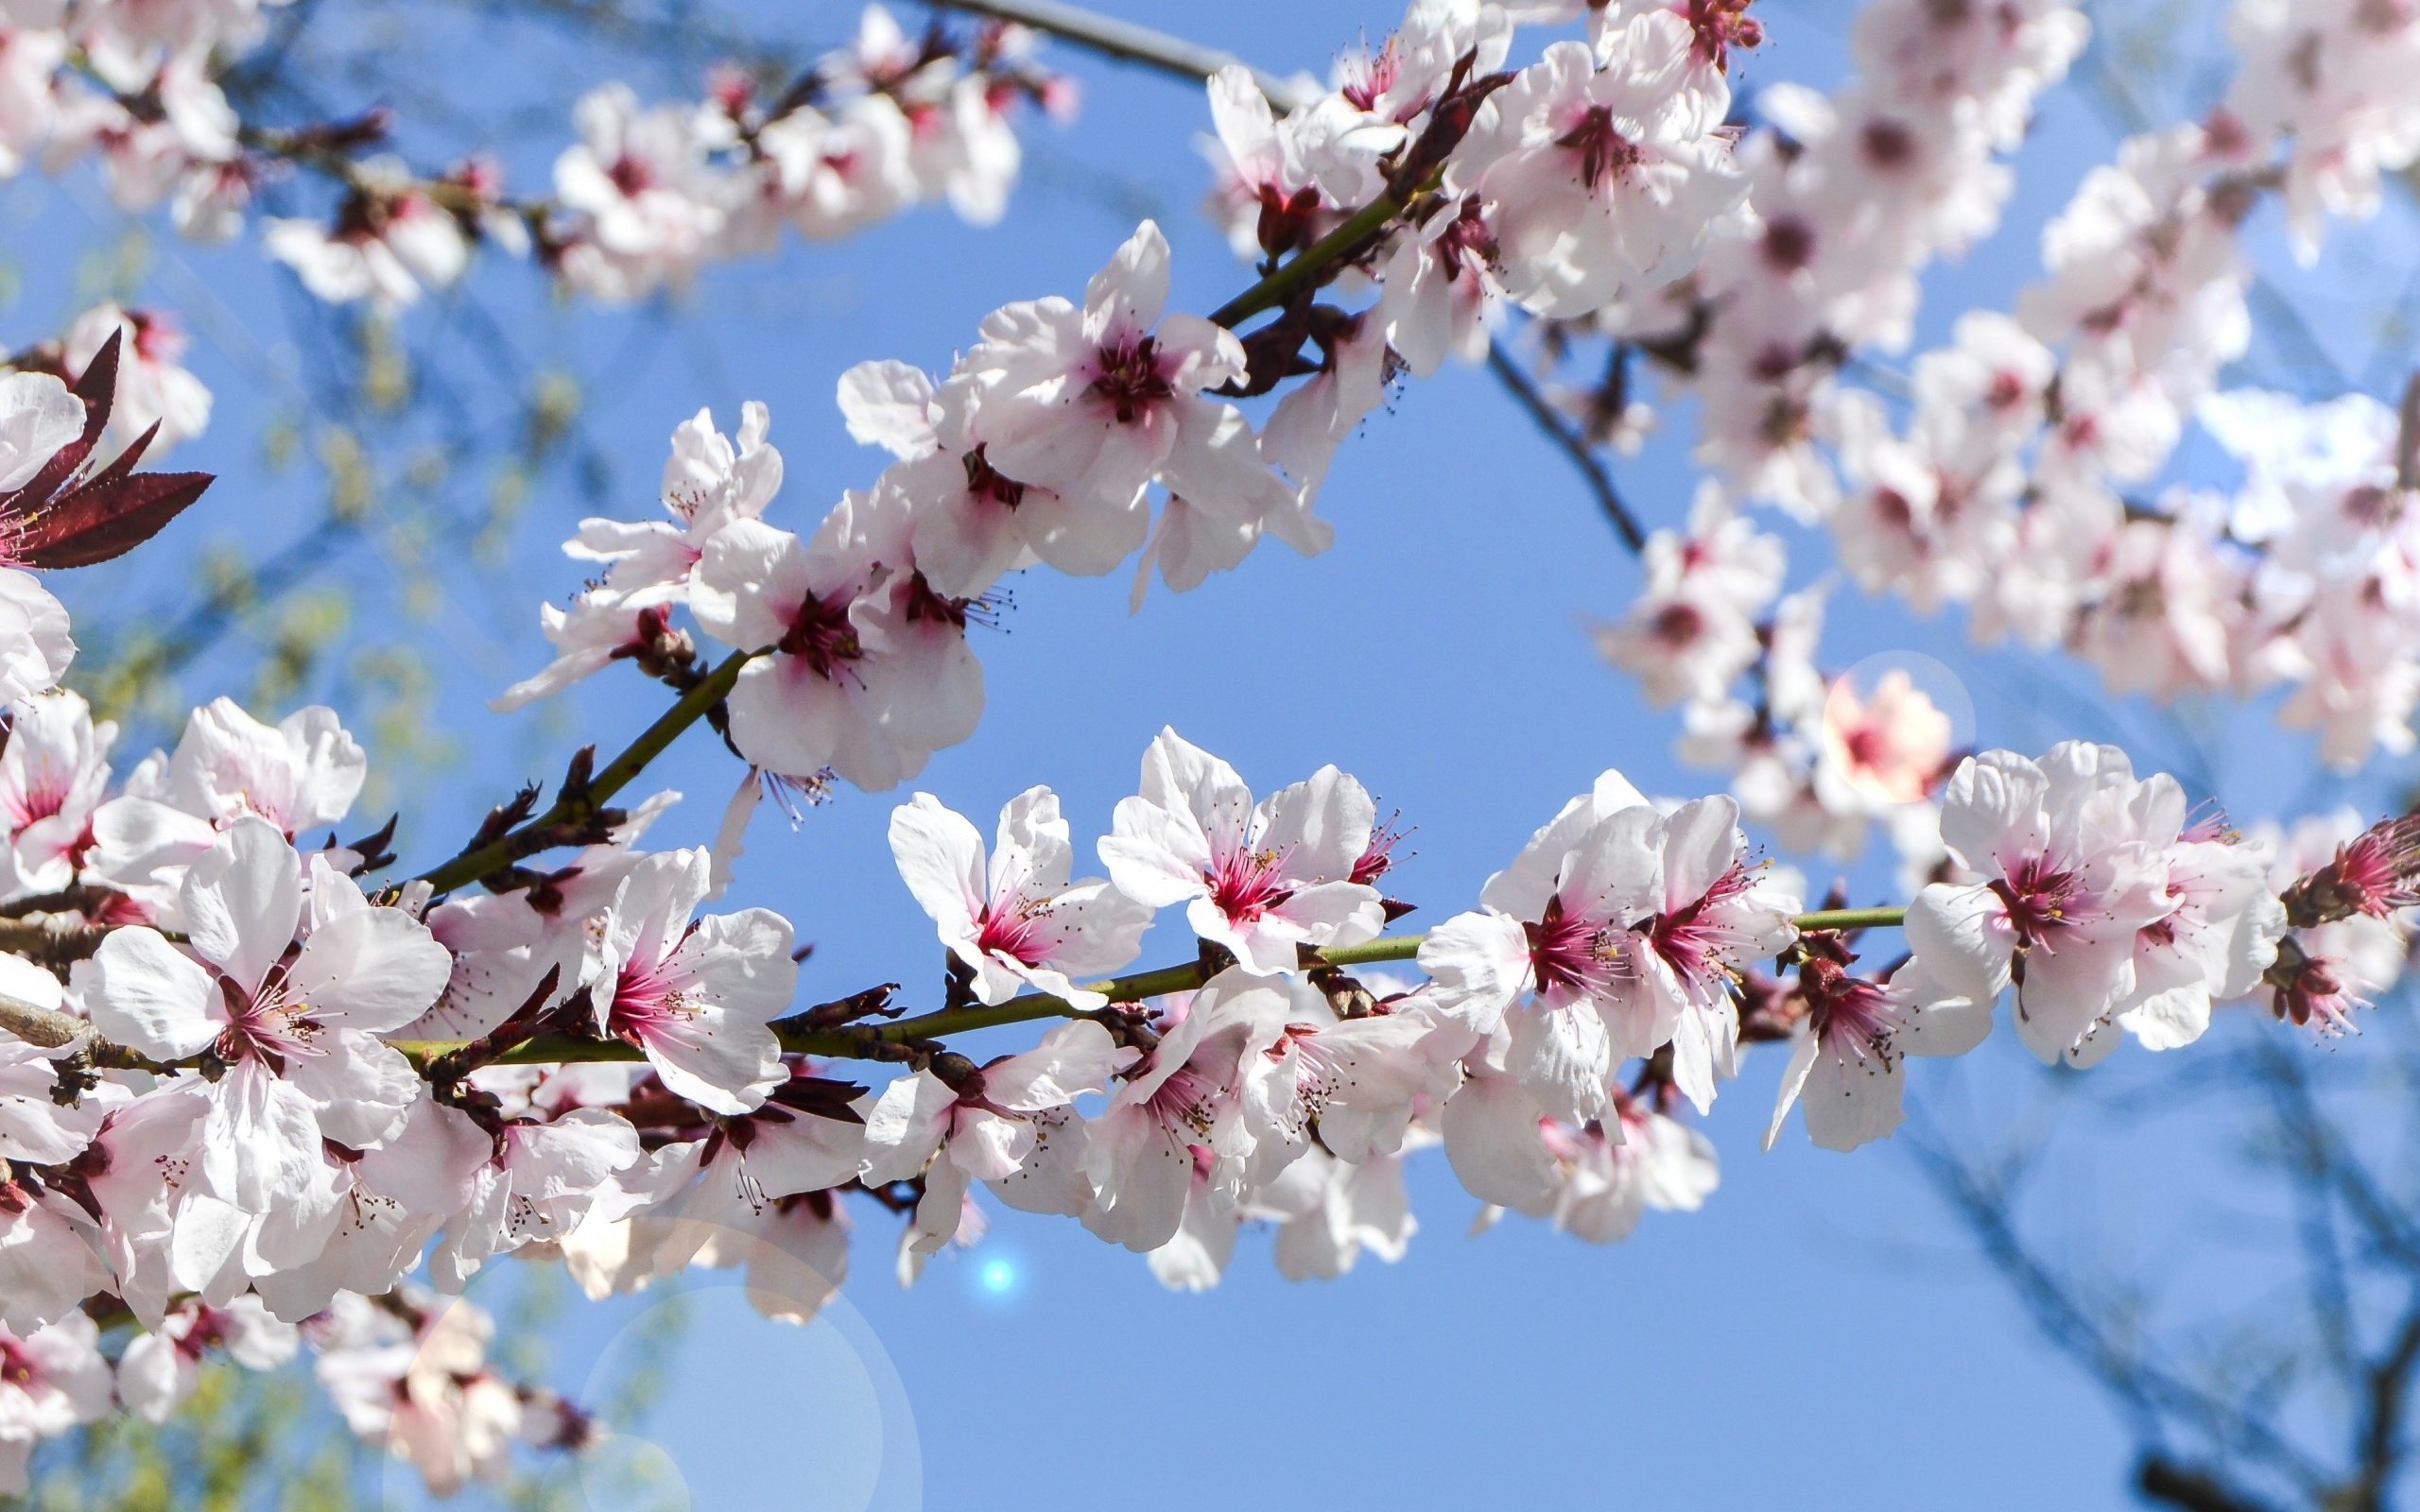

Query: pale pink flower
left=0, top=1314, right=112, bottom=1494
left=863, top=1019, right=1131, bottom=1253
left=1904, top=744, right=2181, bottom=1063
left=590, top=847, right=798, bottom=1115
left=86, top=821, right=452, bottom=1209
left=953, top=220, right=1288, bottom=528
left=1098, top=728, right=1387, bottom=978
left=1461, top=20, right=1746, bottom=318
left=890, top=786, right=1150, bottom=1009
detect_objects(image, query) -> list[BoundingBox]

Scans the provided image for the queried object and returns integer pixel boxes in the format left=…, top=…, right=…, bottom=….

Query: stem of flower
left=1483, top=340, right=1648, bottom=554
left=410, top=649, right=755, bottom=895
left=393, top=907, right=1920, bottom=1072
left=1206, top=188, right=1421, bottom=330
left=1793, top=906, right=1910, bottom=933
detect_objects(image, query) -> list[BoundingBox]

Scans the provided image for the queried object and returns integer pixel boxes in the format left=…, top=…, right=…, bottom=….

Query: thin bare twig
left=1484, top=339, right=1648, bottom=554
left=925, top=0, right=1317, bottom=109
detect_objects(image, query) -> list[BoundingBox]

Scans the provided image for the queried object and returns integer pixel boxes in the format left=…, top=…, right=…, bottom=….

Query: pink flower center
left=1812, top=976, right=1903, bottom=1060
left=211, top=967, right=325, bottom=1070
left=961, top=444, right=1028, bottom=509
left=1988, top=855, right=2084, bottom=949
left=606, top=154, right=653, bottom=197
left=1685, top=0, right=1765, bottom=70
left=1859, top=118, right=1917, bottom=171
left=609, top=955, right=688, bottom=1039
left=1338, top=40, right=1410, bottom=117
left=1651, top=600, right=1705, bottom=648
left=1206, top=845, right=1294, bottom=923
left=1649, top=864, right=1760, bottom=993
left=2, top=770, right=69, bottom=831
left=1526, top=894, right=1626, bottom=1002
left=778, top=590, right=864, bottom=679
left=1762, top=215, right=1816, bottom=271
left=1435, top=198, right=1497, bottom=282
left=1147, top=1063, right=1222, bottom=1143
left=1559, top=107, right=1646, bottom=189
left=1088, top=335, right=1176, bottom=423
left=976, top=901, right=1052, bottom=965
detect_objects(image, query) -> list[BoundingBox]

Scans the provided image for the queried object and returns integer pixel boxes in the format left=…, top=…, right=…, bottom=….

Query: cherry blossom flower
left=428, top=1106, right=643, bottom=1291
left=690, top=497, right=982, bottom=791
left=590, top=847, right=799, bottom=1115
left=1461, top=19, right=1747, bottom=318
left=491, top=596, right=682, bottom=713
left=1418, top=770, right=1662, bottom=1122
left=0, top=572, right=70, bottom=708
left=562, top=1069, right=868, bottom=1298
left=1098, top=728, right=1388, bottom=978
left=1082, top=976, right=1261, bottom=1252
left=1236, top=973, right=1461, bottom=1175
left=0, top=1166, right=112, bottom=1335
left=1903, top=745, right=2181, bottom=1063
left=61, top=302, right=211, bottom=455
left=553, top=83, right=728, bottom=300
left=1376, top=194, right=1507, bottom=377
left=863, top=1019, right=1131, bottom=1253
left=839, top=359, right=1130, bottom=595
left=122, top=696, right=366, bottom=838
left=312, top=1293, right=527, bottom=1496
left=85, top=819, right=452, bottom=1211
left=565, top=400, right=785, bottom=611
left=1764, top=947, right=1991, bottom=1153
left=0, top=370, right=82, bottom=496
left=262, top=162, right=470, bottom=311
left=87, top=697, right=367, bottom=922
left=1263, top=1141, right=1420, bottom=1281
left=889, top=787, right=1150, bottom=1009
left=117, top=1296, right=299, bottom=1423
left=1443, top=1070, right=1717, bottom=1244
left=1593, top=486, right=1783, bottom=705
left=952, top=220, right=1288, bottom=531
left=1423, top=772, right=1794, bottom=1117
left=0, top=1314, right=112, bottom=1494
left=0, top=689, right=112, bottom=898
left=1814, top=670, right=1953, bottom=810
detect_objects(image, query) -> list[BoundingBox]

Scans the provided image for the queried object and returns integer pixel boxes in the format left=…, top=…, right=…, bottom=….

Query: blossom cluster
left=0, top=648, right=2381, bottom=1489
left=5, top=302, right=212, bottom=461
left=2, top=0, right=2417, bottom=1496
left=0, top=0, right=1069, bottom=311
left=1556, top=0, right=2420, bottom=868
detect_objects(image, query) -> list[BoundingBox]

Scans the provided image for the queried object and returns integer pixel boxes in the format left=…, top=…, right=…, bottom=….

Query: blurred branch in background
left=1913, top=1005, right=2420, bottom=1512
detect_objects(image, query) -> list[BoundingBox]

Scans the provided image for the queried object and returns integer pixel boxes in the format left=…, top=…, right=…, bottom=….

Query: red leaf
left=16, top=470, right=215, bottom=569
left=0, top=331, right=122, bottom=516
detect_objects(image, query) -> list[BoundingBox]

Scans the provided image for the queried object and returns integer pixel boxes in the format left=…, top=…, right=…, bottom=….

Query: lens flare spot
left=977, top=1258, right=1017, bottom=1297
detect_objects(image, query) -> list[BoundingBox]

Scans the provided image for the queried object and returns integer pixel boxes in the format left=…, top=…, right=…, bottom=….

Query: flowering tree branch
left=409, top=648, right=754, bottom=895
left=2, top=0, right=2419, bottom=1501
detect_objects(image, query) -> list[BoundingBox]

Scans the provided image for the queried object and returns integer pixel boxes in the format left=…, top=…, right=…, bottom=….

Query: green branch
left=1206, top=185, right=1424, bottom=330
left=409, top=648, right=755, bottom=896
left=391, top=908, right=1915, bottom=1071
left=1793, top=907, right=1910, bottom=934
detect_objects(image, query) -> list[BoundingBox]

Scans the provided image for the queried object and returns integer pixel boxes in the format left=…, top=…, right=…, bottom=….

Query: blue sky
left=13, top=0, right=2414, bottom=1505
